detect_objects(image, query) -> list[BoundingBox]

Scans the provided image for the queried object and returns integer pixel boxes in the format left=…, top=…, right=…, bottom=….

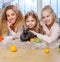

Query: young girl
left=0, top=5, right=24, bottom=40
left=24, top=11, right=42, bottom=33
left=31, top=6, right=60, bottom=43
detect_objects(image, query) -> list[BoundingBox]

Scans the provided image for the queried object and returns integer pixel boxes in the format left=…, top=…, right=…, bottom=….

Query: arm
left=7, top=21, right=21, bottom=39
left=31, top=23, right=60, bottom=43
left=40, top=21, right=50, bottom=36
left=7, top=21, right=16, bottom=35
left=8, top=26, right=16, bottom=36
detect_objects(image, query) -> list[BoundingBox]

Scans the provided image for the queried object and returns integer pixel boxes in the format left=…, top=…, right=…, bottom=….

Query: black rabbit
left=20, top=26, right=37, bottom=41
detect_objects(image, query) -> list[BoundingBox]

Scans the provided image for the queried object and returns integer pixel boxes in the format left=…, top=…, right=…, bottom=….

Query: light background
left=0, top=0, right=60, bottom=24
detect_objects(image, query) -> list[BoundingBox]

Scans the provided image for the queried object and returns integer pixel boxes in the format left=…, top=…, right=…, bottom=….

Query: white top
left=2, top=26, right=21, bottom=44
left=38, top=22, right=60, bottom=43
left=8, top=25, right=21, bottom=37
left=8, top=27, right=17, bottom=36
left=32, top=22, right=60, bottom=43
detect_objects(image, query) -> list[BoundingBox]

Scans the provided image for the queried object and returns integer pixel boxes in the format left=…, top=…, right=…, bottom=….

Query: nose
left=44, top=18, right=48, bottom=22
left=29, top=22, right=32, bottom=24
left=9, top=16, right=12, bottom=19
left=8, top=16, right=13, bottom=21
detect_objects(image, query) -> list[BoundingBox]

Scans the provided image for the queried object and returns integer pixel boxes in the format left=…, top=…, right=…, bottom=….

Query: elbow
left=44, top=38, right=52, bottom=43
left=46, top=38, right=58, bottom=43
left=46, top=41, right=52, bottom=43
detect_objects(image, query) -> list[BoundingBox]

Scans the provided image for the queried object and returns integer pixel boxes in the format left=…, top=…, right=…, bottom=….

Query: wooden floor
left=0, top=39, right=60, bottom=62
left=0, top=47, right=60, bottom=62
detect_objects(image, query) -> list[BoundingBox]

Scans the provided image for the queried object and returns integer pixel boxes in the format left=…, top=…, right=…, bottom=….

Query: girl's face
left=25, top=16, right=36, bottom=29
left=42, top=10, right=53, bottom=25
left=6, top=9, right=17, bottom=25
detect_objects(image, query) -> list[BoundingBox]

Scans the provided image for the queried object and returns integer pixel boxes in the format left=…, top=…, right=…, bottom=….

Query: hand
left=40, top=21, right=45, bottom=26
left=12, top=33, right=19, bottom=40
left=30, top=30, right=38, bottom=35
left=45, top=31, right=50, bottom=36
left=7, top=21, right=14, bottom=27
left=43, top=25, right=50, bottom=36
left=7, top=21, right=12, bottom=27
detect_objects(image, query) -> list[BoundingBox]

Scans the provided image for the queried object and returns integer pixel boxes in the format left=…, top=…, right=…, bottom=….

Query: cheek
left=7, top=17, right=10, bottom=20
left=11, top=20, right=16, bottom=24
left=14, top=15, right=17, bottom=20
left=50, top=20, right=53, bottom=24
left=13, top=20, right=16, bottom=22
left=32, top=22, right=36, bottom=26
left=42, top=19, right=46, bottom=23
left=12, top=16, right=17, bottom=22
left=25, top=22, right=29, bottom=26
left=33, top=23, right=36, bottom=25
left=7, top=18, right=11, bottom=22
left=50, top=17, right=53, bottom=21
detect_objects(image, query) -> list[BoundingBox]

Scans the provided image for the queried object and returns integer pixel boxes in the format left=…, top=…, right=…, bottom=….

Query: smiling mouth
left=29, top=26, right=32, bottom=28
left=46, top=20, right=50, bottom=23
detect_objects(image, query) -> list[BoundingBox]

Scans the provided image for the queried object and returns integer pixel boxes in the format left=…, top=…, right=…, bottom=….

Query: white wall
left=37, top=0, right=42, bottom=18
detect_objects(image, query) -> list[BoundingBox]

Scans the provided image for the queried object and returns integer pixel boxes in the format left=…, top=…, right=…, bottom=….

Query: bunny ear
left=25, top=26, right=29, bottom=30
left=27, top=28, right=29, bottom=31
left=22, top=25, right=25, bottom=30
left=23, top=25, right=24, bottom=29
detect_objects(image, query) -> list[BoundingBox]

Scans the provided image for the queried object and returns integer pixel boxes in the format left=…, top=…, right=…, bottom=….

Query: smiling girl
left=24, top=11, right=42, bottom=33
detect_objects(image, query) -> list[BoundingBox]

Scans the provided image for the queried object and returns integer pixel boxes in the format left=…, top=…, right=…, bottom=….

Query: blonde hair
left=41, top=5, right=57, bottom=23
left=25, top=11, right=41, bottom=33
left=1, top=5, right=23, bottom=36
left=41, top=5, right=57, bottom=30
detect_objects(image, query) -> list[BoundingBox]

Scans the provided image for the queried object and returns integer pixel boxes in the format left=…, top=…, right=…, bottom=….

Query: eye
left=11, top=13, right=15, bottom=16
left=42, top=16, right=45, bottom=19
left=47, top=15, right=50, bottom=17
left=31, top=20, right=35, bottom=22
left=26, top=20, right=29, bottom=22
left=7, top=15, right=10, bottom=17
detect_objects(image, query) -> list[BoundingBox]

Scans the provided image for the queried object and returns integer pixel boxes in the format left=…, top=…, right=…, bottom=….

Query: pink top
left=37, top=22, right=60, bottom=43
